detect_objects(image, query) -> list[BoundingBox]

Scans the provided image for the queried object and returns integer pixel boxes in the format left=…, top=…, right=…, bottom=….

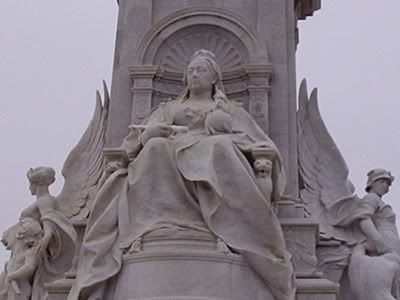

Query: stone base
left=46, top=223, right=338, bottom=300
left=296, top=278, right=339, bottom=300
left=46, top=275, right=338, bottom=300
left=46, top=249, right=338, bottom=300
left=114, top=250, right=273, bottom=299
left=45, top=278, right=75, bottom=300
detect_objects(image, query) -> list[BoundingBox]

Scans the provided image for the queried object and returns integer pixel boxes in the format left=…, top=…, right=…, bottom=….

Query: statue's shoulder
left=362, top=193, right=381, bottom=204
left=358, top=193, right=381, bottom=214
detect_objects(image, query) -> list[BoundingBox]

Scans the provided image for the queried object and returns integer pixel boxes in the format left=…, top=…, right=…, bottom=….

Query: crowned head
left=182, top=49, right=225, bottom=100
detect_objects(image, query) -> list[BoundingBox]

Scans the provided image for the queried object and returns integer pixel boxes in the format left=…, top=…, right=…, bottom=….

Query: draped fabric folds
left=69, top=100, right=296, bottom=300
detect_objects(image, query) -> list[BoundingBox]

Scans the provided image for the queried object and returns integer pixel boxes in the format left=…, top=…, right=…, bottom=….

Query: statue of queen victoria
left=4, top=2, right=398, bottom=299
left=68, top=50, right=296, bottom=300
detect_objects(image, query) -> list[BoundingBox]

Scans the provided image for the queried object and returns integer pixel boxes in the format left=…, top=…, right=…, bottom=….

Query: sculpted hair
left=27, top=166, right=56, bottom=186
left=17, top=217, right=44, bottom=246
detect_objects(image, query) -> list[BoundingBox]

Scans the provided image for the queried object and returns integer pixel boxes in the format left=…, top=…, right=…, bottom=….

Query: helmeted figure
left=298, top=80, right=400, bottom=300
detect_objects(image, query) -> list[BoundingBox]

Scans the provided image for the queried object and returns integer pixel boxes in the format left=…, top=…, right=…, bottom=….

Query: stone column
left=245, top=64, right=274, bottom=133
left=129, top=66, right=158, bottom=124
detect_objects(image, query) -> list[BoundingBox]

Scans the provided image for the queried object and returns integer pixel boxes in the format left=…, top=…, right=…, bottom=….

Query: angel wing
left=56, top=81, right=110, bottom=220
left=297, top=79, right=362, bottom=244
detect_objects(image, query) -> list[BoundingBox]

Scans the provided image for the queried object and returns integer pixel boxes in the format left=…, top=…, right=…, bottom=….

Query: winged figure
left=0, top=81, right=111, bottom=299
left=297, top=79, right=400, bottom=299
left=57, top=81, right=110, bottom=220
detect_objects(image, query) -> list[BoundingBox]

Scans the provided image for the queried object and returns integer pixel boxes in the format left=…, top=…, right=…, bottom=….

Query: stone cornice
left=295, top=0, right=321, bottom=20
left=116, top=1, right=321, bottom=20
left=129, top=66, right=159, bottom=79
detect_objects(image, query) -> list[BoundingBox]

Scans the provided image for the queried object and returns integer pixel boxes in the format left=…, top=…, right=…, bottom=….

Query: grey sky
left=0, top=1, right=399, bottom=267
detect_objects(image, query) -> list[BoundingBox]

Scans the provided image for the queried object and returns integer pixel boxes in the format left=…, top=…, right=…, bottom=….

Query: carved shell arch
left=137, top=8, right=269, bottom=66
left=156, top=28, right=248, bottom=73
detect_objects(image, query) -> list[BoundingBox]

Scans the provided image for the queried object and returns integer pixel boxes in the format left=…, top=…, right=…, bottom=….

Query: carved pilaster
left=129, top=66, right=158, bottom=124
left=281, top=218, right=320, bottom=277
left=245, top=64, right=274, bottom=132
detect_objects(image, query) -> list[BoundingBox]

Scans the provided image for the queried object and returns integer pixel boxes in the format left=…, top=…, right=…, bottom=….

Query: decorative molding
left=160, top=33, right=244, bottom=73
left=129, top=66, right=159, bottom=80
left=137, top=7, right=269, bottom=66
left=296, top=278, right=340, bottom=294
left=245, top=64, right=274, bottom=79
left=129, top=66, right=158, bottom=92
left=122, top=250, right=246, bottom=266
left=296, top=0, right=321, bottom=20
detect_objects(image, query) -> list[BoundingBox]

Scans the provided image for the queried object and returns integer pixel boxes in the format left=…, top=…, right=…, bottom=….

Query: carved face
left=254, top=159, right=272, bottom=178
left=29, top=181, right=37, bottom=196
left=370, top=178, right=391, bottom=197
left=1, top=223, right=19, bottom=251
left=186, top=58, right=216, bottom=95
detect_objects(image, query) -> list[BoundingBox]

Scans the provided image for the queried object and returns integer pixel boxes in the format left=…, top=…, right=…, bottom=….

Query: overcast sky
left=0, top=1, right=399, bottom=267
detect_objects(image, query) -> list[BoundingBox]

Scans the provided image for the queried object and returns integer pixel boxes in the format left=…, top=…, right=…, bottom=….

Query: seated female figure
left=70, top=50, right=295, bottom=300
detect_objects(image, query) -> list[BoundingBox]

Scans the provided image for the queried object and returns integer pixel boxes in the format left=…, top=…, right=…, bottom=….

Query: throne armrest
left=103, top=148, right=129, bottom=176
left=251, top=147, right=277, bottom=161
left=251, top=147, right=278, bottom=210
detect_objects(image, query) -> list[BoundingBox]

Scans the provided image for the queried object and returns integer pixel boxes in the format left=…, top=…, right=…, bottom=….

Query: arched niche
left=129, top=8, right=273, bottom=132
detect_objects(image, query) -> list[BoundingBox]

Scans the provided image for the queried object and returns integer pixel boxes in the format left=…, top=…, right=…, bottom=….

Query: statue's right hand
left=141, top=124, right=173, bottom=145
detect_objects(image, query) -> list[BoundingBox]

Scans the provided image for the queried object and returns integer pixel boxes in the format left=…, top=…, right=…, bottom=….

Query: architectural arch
left=130, top=7, right=273, bottom=132
left=137, top=7, right=270, bottom=66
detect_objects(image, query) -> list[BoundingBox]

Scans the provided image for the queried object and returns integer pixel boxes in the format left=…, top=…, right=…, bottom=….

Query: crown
left=191, top=49, right=217, bottom=62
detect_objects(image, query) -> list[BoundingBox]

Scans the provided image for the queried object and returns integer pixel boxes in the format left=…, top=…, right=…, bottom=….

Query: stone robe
left=69, top=99, right=296, bottom=300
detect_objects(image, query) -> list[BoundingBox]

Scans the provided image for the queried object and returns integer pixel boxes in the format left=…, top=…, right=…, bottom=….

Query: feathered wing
left=56, top=81, right=110, bottom=220
left=297, top=79, right=361, bottom=244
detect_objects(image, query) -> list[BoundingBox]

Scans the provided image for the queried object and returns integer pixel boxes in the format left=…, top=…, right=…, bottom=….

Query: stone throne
left=45, top=1, right=339, bottom=299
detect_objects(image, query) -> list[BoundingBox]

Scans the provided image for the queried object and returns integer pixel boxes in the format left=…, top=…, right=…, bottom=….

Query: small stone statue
left=346, top=169, right=400, bottom=300
left=0, top=218, right=43, bottom=300
left=0, top=167, right=77, bottom=300
left=21, top=167, right=77, bottom=257
left=252, top=148, right=276, bottom=208
left=297, top=81, right=400, bottom=299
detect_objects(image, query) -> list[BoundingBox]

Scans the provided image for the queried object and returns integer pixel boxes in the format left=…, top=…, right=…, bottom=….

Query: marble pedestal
left=112, top=229, right=272, bottom=300
left=46, top=227, right=338, bottom=300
